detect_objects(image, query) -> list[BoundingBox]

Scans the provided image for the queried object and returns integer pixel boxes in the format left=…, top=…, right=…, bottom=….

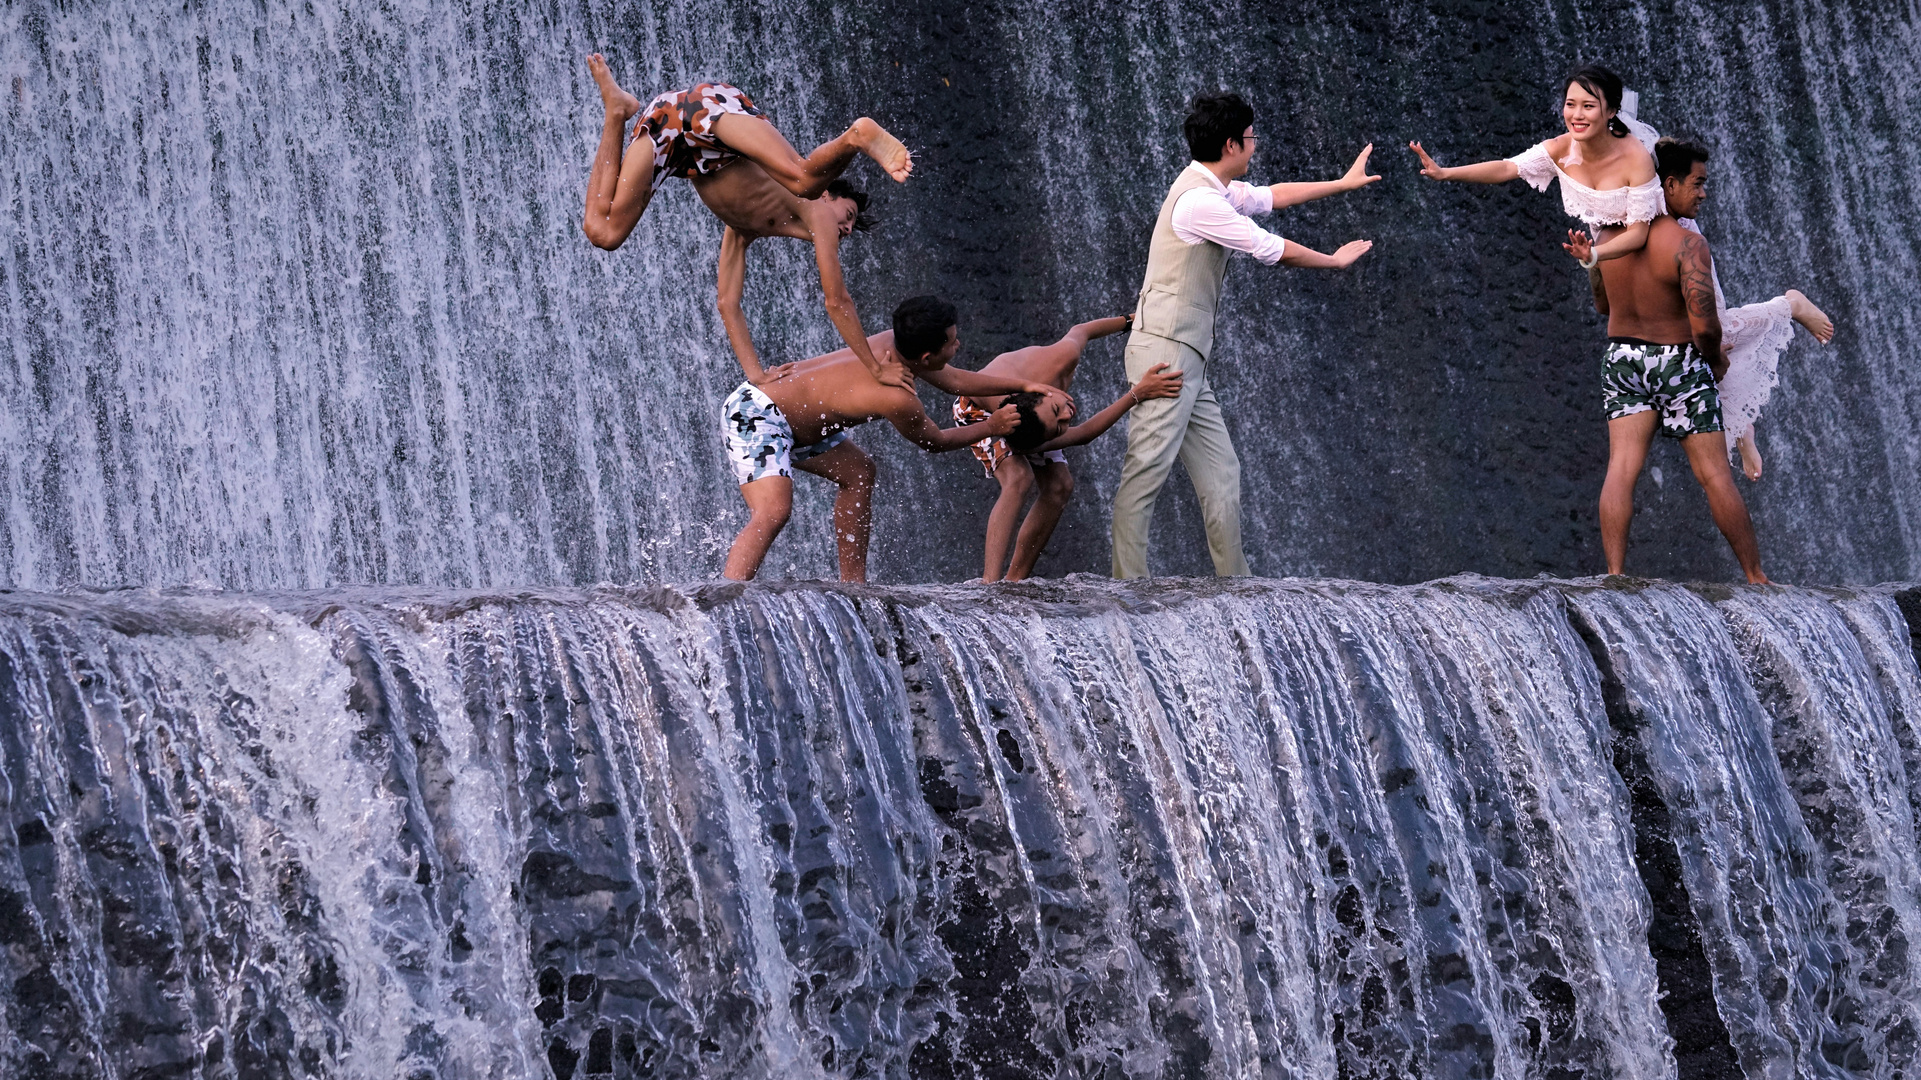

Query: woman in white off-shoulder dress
left=1652, top=137, right=1834, bottom=480
left=1410, top=64, right=1664, bottom=266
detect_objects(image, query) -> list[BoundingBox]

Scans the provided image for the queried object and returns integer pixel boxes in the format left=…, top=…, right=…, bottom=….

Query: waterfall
left=3, top=0, right=1919, bottom=589
left=4, top=576, right=1920, bottom=1077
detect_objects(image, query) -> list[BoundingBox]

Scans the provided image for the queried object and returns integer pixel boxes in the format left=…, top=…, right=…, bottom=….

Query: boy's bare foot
left=849, top=117, right=913, bottom=182
left=1785, top=289, right=1834, bottom=343
left=1737, top=434, right=1764, bottom=481
left=588, top=53, right=640, bottom=121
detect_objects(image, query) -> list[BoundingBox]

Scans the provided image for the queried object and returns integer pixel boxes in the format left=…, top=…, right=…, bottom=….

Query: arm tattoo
left=1677, top=232, right=1718, bottom=321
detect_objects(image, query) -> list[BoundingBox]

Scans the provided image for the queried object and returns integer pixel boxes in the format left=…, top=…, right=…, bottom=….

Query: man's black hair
left=1565, top=63, right=1630, bottom=137
left=1654, top=136, right=1711, bottom=182
left=892, top=296, right=958, bottom=362
left=1183, top=91, right=1255, bottom=163
left=824, top=178, right=877, bottom=232
left=1002, top=391, right=1051, bottom=454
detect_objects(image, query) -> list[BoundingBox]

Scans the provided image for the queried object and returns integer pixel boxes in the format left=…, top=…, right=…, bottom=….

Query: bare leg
left=1737, top=427, right=1764, bottom=481
left=1599, top=412, right=1659, bottom=575
left=1682, top=432, right=1770, bottom=583
left=711, top=112, right=912, bottom=197
left=795, top=443, right=875, bottom=583
left=1785, top=289, right=1834, bottom=343
left=980, top=457, right=1035, bottom=582
left=723, top=476, right=793, bottom=581
left=582, top=54, right=653, bottom=250
left=1005, top=462, right=1074, bottom=582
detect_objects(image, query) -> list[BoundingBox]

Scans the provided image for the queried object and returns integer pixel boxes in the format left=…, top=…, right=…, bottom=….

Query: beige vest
left=1133, top=166, right=1231, bottom=359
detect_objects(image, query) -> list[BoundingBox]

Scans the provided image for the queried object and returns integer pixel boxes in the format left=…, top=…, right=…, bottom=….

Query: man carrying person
left=583, top=55, right=912, bottom=387
left=952, top=315, right=1184, bottom=582
left=714, top=236, right=1066, bottom=581
left=1564, top=147, right=1771, bottom=583
left=1111, top=91, right=1378, bottom=578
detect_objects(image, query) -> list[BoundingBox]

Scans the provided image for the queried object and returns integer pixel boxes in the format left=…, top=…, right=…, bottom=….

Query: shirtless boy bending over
left=954, top=316, right=1184, bottom=581
left=583, top=56, right=913, bottom=386
left=716, top=244, right=1039, bottom=580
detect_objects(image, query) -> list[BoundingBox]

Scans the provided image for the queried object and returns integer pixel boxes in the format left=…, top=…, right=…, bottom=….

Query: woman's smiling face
left=1562, top=81, right=1613, bottom=142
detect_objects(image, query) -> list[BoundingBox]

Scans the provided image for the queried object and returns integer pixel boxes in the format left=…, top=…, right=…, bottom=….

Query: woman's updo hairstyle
left=1566, top=63, right=1631, bottom=138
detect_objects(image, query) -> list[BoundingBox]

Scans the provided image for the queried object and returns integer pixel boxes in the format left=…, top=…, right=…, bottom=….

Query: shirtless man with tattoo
left=582, top=55, right=913, bottom=385
left=1565, top=210, right=1771, bottom=583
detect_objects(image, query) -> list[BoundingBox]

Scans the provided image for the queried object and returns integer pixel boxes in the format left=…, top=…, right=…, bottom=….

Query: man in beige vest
left=1112, top=91, right=1378, bottom=577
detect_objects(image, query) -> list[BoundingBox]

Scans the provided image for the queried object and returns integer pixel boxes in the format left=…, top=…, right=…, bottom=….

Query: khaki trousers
left=1110, top=332, right=1249, bottom=578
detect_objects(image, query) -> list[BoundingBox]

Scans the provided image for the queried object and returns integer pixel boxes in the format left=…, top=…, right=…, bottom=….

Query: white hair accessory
left=1617, top=87, right=1662, bottom=153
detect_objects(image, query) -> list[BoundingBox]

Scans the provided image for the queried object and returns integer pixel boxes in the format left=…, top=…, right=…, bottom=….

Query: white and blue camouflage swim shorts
left=721, top=383, right=849, bottom=485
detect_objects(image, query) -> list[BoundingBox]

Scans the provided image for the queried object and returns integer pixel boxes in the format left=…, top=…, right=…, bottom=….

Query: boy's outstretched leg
left=711, top=112, right=912, bottom=196
left=1005, top=461, right=1073, bottom=582
left=582, top=54, right=654, bottom=249
left=980, top=456, right=1036, bottom=582
left=1599, top=412, right=1658, bottom=575
left=1682, top=432, right=1771, bottom=583
left=796, top=443, right=875, bottom=582
left=723, top=476, right=793, bottom=581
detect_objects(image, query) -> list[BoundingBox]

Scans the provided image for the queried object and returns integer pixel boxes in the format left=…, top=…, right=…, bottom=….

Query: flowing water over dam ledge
left=3, top=575, right=1920, bottom=1079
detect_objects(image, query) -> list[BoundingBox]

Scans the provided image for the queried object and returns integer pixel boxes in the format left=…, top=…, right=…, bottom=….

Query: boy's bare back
left=756, top=336, right=921, bottom=444
left=1597, top=217, right=1698, bottom=344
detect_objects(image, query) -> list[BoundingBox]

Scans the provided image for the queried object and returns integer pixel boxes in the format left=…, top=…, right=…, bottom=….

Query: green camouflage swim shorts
left=1600, top=338, right=1724, bottom=439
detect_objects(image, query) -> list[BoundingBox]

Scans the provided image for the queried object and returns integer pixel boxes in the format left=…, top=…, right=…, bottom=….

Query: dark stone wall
left=4, top=0, right=1916, bottom=588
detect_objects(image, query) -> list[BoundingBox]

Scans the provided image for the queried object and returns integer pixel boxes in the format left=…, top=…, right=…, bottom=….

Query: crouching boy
left=954, top=316, right=1183, bottom=581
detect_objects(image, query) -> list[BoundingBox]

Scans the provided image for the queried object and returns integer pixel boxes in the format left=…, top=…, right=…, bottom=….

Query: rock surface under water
left=3, top=575, right=1920, bottom=1078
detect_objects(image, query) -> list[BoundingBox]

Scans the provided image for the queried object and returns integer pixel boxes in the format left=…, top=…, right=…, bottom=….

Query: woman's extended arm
left=1409, top=141, right=1521, bottom=184
left=1588, top=219, right=1650, bottom=263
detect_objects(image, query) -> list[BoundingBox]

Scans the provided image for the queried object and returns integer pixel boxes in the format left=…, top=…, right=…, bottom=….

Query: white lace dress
left=1676, top=218, right=1796, bottom=455
left=1506, top=141, right=1666, bottom=226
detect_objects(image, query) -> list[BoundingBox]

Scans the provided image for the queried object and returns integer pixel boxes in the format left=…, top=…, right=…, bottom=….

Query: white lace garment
left=1507, top=141, right=1666, bottom=226
left=1677, top=218, right=1797, bottom=455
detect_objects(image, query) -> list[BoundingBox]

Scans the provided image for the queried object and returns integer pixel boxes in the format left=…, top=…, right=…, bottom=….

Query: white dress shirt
left=1170, top=162, right=1288, bottom=264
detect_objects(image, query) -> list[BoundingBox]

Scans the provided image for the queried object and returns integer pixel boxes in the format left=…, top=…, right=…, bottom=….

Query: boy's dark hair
left=1654, top=136, right=1711, bottom=182
left=1565, top=63, right=1630, bottom=138
left=892, top=296, right=958, bottom=361
left=1183, top=91, right=1255, bottom=163
left=1002, top=391, right=1050, bottom=454
left=824, top=178, right=876, bottom=232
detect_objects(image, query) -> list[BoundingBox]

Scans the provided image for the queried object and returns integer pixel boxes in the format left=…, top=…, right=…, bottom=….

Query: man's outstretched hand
left=1332, top=239, right=1374, bottom=268
left=985, top=403, right=1023, bottom=437
left=1344, top=144, right=1382, bottom=191
left=1408, top=141, right=1446, bottom=180
left=1563, top=229, right=1595, bottom=265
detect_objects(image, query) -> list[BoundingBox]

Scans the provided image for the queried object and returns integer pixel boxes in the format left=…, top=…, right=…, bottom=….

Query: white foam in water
left=3, top=578, right=1921, bottom=1075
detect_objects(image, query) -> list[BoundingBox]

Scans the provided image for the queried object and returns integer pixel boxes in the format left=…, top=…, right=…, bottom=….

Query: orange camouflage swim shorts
left=954, top=399, right=1067, bottom=478
left=630, top=82, right=765, bottom=190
